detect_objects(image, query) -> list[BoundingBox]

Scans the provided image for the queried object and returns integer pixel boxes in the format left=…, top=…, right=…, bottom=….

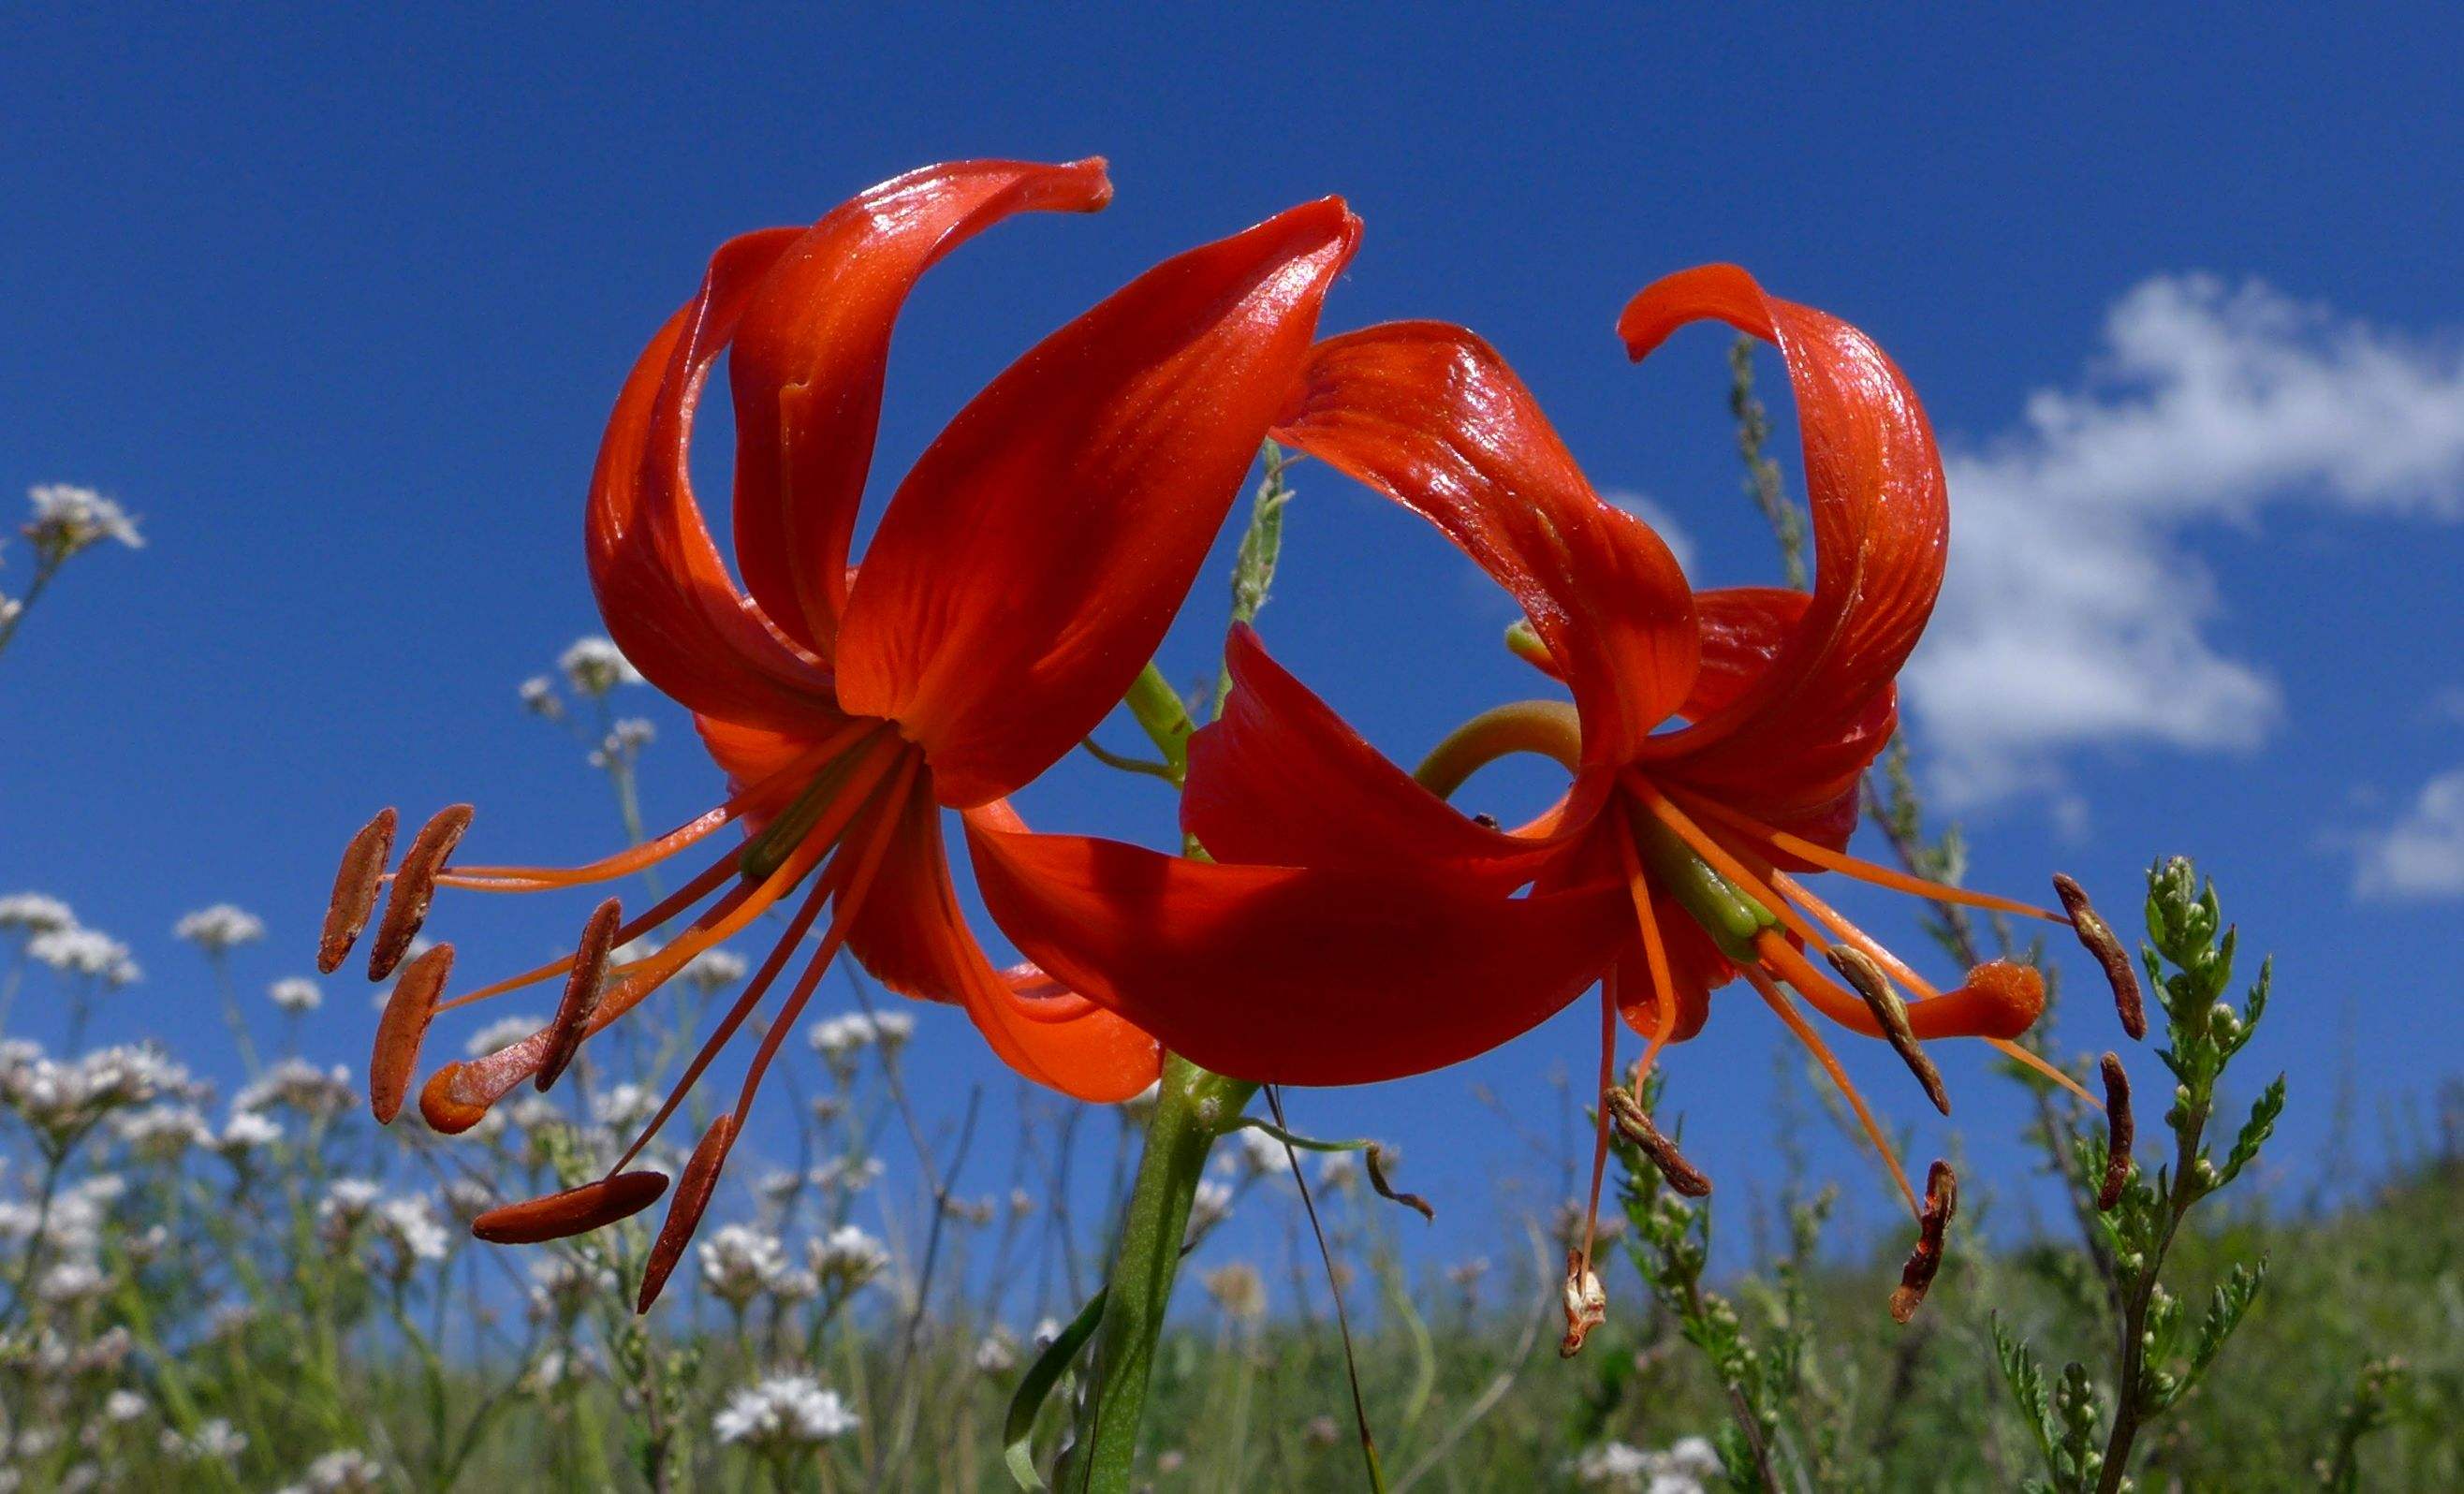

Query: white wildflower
left=372, top=1194, right=449, bottom=1274
left=806, top=1013, right=877, bottom=1064
left=267, top=976, right=323, bottom=1013
left=28, top=928, right=140, bottom=985
left=233, top=1058, right=353, bottom=1119
left=681, top=946, right=748, bottom=991
left=558, top=637, right=641, bottom=696
left=698, top=1224, right=785, bottom=1308
left=161, top=1418, right=247, bottom=1463
left=216, top=1109, right=283, bottom=1156
left=174, top=903, right=265, bottom=953
left=111, top=1103, right=212, bottom=1162
left=37, top=1259, right=107, bottom=1305
left=0, top=894, right=75, bottom=934
left=282, top=1448, right=386, bottom=1492
left=809, top=1224, right=888, bottom=1292
left=870, top=1010, right=913, bottom=1049
left=25, top=484, right=143, bottom=554
left=1187, top=1180, right=1234, bottom=1235
left=973, top=1330, right=1019, bottom=1374
left=809, top=1154, right=885, bottom=1194
left=712, top=1375, right=858, bottom=1451
left=103, top=1389, right=147, bottom=1423
left=518, top=675, right=562, bottom=718
left=588, top=716, right=656, bottom=769
left=1032, top=1317, right=1064, bottom=1349
left=591, top=1081, right=660, bottom=1131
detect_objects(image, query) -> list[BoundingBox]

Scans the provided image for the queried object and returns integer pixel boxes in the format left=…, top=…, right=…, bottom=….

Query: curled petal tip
left=1615, top=263, right=1775, bottom=361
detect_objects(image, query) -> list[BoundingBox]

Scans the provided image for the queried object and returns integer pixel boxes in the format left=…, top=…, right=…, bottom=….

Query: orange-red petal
left=841, top=793, right=1159, bottom=1101
left=1621, top=268, right=1943, bottom=809
left=586, top=228, right=839, bottom=730
left=1183, top=623, right=1580, bottom=889
left=727, top=159, right=1115, bottom=656
left=1269, top=321, right=1699, bottom=769
left=833, top=198, right=1360, bottom=808
left=968, top=824, right=1632, bottom=1086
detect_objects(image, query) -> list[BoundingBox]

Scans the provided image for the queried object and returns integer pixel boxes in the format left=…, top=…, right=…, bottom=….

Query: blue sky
left=6, top=7, right=2463, bottom=1276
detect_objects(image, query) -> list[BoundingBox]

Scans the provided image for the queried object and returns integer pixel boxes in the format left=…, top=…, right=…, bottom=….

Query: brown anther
left=638, top=1113, right=738, bottom=1313
left=535, top=897, right=622, bottom=1093
left=369, top=943, right=452, bottom=1125
left=2097, top=1052, right=2135, bottom=1211
left=2054, top=873, right=2146, bottom=1041
left=1557, top=1250, right=1607, bottom=1358
left=1364, top=1144, right=1434, bottom=1223
left=1603, top=1087, right=1712, bottom=1196
left=317, top=808, right=398, bottom=974
left=368, top=804, right=474, bottom=980
left=418, top=1062, right=489, bottom=1135
left=471, top=1171, right=671, bottom=1244
left=1889, top=1160, right=1958, bottom=1323
left=1825, top=945, right=1950, bottom=1116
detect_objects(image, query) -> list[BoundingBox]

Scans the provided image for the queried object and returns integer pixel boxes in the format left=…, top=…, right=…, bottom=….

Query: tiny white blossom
left=806, top=1013, right=878, bottom=1062
left=267, top=976, right=323, bottom=1014
left=558, top=637, right=642, bottom=696
left=234, top=1059, right=354, bottom=1120
left=161, top=1418, right=247, bottom=1463
left=682, top=946, right=749, bottom=991
left=698, top=1224, right=786, bottom=1308
left=810, top=1224, right=889, bottom=1292
left=112, top=1103, right=213, bottom=1161
left=973, top=1330, right=1019, bottom=1374
left=0, top=894, right=75, bottom=934
left=591, top=1081, right=661, bottom=1131
left=37, top=1259, right=108, bottom=1305
left=28, top=928, right=140, bottom=985
left=712, top=1375, right=858, bottom=1452
left=103, top=1389, right=148, bottom=1424
left=26, top=483, right=143, bottom=554
left=1187, top=1180, right=1234, bottom=1235
left=175, top=903, right=266, bottom=953
left=283, top=1448, right=386, bottom=1493
left=518, top=675, right=562, bottom=718
left=217, top=1109, right=284, bottom=1155
left=809, top=1154, right=885, bottom=1194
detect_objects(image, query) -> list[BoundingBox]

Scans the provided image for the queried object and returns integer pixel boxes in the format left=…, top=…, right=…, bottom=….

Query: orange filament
left=1662, top=784, right=2066, bottom=925
left=1576, top=975, right=1618, bottom=1282
left=434, top=855, right=741, bottom=1013
left=1624, top=778, right=1832, bottom=954
left=1772, top=871, right=2100, bottom=1108
left=1612, top=816, right=1681, bottom=1089
left=437, top=724, right=873, bottom=889
left=1740, top=963, right=1920, bottom=1218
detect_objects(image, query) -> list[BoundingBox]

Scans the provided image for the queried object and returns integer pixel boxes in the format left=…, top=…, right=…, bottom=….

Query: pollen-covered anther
left=1603, top=1086, right=1712, bottom=1196
left=1824, top=945, right=1949, bottom=1117
left=1557, top=1250, right=1607, bottom=1358
left=1888, top=1160, right=1958, bottom=1324
left=2054, top=873, right=2147, bottom=1041
left=1920, top=959, right=2045, bottom=1042
left=368, top=804, right=475, bottom=980
left=638, top=1113, right=738, bottom=1313
left=536, top=897, right=622, bottom=1093
left=317, top=807, right=398, bottom=974
left=2097, top=1052, right=2134, bottom=1211
left=470, top=1171, right=671, bottom=1245
left=370, top=943, right=452, bottom=1125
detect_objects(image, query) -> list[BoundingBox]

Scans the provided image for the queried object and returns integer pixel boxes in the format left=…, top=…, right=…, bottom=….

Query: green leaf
left=1003, top=1285, right=1108, bottom=1491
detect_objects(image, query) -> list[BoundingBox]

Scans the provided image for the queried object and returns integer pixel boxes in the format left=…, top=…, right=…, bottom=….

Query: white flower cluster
left=316, top=1179, right=451, bottom=1275
left=558, top=636, right=643, bottom=696
left=808, top=1154, right=886, bottom=1194
left=711, top=1375, right=859, bottom=1451
left=0, top=1041, right=202, bottom=1139
left=159, top=1418, right=247, bottom=1464
left=173, top=902, right=266, bottom=953
left=22, top=918, right=140, bottom=987
left=232, top=1058, right=356, bottom=1120
left=267, top=976, right=323, bottom=1014
left=681, top=946, right=749, bottom=991
left=697, top=1223, right=787, bottom=1309
left=809, top=1224, right=888, bottom=1293
left=1569, top=1436, right=1723, bottom=1493
left=276, top=1448, right=387, bottom=1494
left=0, top=893, right=76, bottom=935
left=806, top=1010, right=915, bottom=1065
left=466, top=1013, right=545, bottom=1059
left=111, top=1102, right=213, bottom=1162
left=588, top=716, right=656, bottom=769
left=24, top=483, right=143, bottom=556
left=518, top=674, right=563, bottom=719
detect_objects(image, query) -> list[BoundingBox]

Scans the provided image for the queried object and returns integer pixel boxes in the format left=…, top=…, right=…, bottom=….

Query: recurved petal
left=833, top=198, right=1360, bottom=808
left=1182, top=624, right=1578, bottom=888
left=728, top=159, right=1115, bottom=655
left=967, top=823, right=1632, bottom=1086
left=1269, top=321, right=1699, bottom=769
left=1621, top=268, right=1945, bottom=791
left=587, top=228, right=839, bottom=730
left=840, top=794, right=1160, bottom=1102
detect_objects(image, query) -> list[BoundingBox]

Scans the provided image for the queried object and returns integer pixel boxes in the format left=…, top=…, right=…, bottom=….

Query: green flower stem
left=1122, top=664, right=1195, bottom=781
left=1064, top=1052, right=1255, bottom=1491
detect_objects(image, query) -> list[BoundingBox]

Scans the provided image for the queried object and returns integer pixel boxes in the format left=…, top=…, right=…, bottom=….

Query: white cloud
left=1905, top=275, right=2464, bottom=802
left=2353, top=768, right=2464, bottom=899
left=1600, top=489, right=1695, bottom=575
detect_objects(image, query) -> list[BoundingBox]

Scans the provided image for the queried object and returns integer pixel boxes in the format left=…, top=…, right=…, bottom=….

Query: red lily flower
left=324, top=159, right=1358, bottom=1289
left=975, top=268, right=2094, bottom=1220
